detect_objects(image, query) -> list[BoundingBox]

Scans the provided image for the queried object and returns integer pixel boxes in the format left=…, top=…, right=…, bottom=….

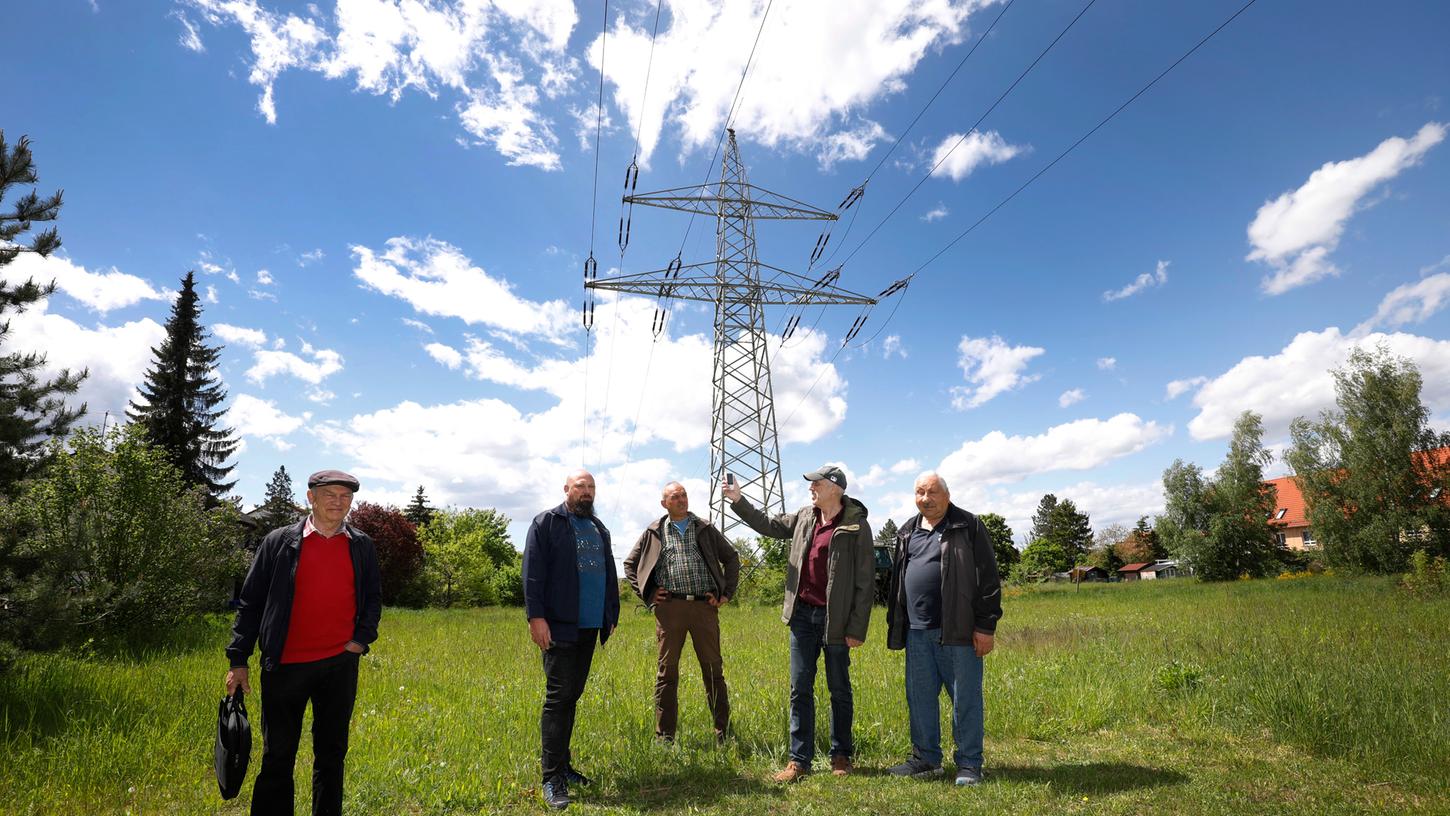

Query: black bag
left=215, top=689, right=252, bottom=799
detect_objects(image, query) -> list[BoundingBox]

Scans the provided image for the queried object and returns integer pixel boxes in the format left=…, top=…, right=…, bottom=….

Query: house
left=1264, top=476, right=1316, bottom=551
left=1266, top=446, right=1450, bottom=551
left=1069, top=565, right=1110, bottom=582
left=1140, top=560, right=1181, bottom=580
left=1118, top=562, right=1152, bottom=581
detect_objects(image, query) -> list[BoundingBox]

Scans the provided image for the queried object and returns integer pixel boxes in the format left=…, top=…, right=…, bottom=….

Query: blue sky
left=6, top=0, right=1449, bottom=547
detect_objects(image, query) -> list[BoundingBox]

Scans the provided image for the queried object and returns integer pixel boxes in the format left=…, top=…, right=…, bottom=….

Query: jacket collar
left=900, top=503, right=969, bottom=537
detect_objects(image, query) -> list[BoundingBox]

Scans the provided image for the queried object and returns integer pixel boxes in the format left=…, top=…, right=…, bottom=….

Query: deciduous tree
left=1287, top=346, right=1450, bottom=571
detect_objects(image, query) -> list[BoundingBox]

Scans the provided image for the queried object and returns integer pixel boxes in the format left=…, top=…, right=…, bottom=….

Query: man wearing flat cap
left=225, top=469, right=382, bottom=816
left=723, top=464, right=874, bottom=783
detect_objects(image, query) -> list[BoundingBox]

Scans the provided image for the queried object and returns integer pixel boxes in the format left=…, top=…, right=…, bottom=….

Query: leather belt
left=667, top=592, right=712, bottom=602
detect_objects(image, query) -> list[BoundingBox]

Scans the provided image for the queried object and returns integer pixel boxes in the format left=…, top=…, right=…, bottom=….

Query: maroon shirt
left=797, top=507, right=840, bottom=607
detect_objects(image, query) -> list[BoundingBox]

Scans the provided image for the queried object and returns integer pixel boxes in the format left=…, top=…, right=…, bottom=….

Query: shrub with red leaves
left=349, top=501, right=423, bottom=604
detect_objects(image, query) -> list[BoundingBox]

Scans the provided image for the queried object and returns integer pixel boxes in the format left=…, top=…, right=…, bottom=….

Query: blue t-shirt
left=571, top=514, right=606, bottom=629
left=903, top=524, right=944, bottom=629
left=671, top=518, right=690, bottom=540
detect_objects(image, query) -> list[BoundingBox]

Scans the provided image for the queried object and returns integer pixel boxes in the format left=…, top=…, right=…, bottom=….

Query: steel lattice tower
left=587, top=130, right=874, bottom=540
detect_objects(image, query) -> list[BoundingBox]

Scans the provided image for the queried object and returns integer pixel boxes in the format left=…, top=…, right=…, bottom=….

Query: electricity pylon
left=587, top=129, right=875, bottom=541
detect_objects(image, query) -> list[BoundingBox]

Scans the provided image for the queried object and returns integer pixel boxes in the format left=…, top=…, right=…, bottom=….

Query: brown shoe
left=773, top=761, right=810, bottom=783
left=831, top=755, right=853, bottom=776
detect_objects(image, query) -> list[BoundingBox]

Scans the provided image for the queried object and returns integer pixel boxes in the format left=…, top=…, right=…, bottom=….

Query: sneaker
left=563, top=767, right=592, bottom=787
left=831, top=755, right=853, bottom=777
left=542, top=778, right=570, bottom=809
left=955, top=766, right=983, bottom=786
left=888, top=756, right=944, bottom=779
left=773, top=761, right=810, bottom=783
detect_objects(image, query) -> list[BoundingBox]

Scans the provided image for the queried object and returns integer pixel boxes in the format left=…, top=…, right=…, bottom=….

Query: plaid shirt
left=659, top=515, right=716, bottom=596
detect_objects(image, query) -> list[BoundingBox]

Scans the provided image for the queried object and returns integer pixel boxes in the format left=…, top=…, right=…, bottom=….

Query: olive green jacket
left=730, top=496, right=874, bottom=645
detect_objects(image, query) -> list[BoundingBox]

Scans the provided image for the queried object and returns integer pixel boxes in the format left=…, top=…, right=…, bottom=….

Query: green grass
left=3, top=575, right=1448, bottom=814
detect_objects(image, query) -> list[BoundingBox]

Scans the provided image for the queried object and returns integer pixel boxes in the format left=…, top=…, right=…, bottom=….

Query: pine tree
left=259, top=465, right=299, bottom=531
left=873, top=518, right=898, bottom=548
left=404, top=485, right=436, bottom=527
left=1049, top=499, right=1093, bottom=564
left=127, top=271, right=237, bottom=497
left=0, top=131, right=86, bottom=494
left=1029, top=494, right=1058, bottom=542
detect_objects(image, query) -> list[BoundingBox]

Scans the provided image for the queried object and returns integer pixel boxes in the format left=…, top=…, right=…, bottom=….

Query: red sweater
left=281, top=530, right=356, bottom=664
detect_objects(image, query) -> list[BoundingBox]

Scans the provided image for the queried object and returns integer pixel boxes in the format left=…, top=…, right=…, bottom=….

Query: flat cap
left=802, top=464, right=847, bottom=491
left=308, top=469, right=360, bottom=492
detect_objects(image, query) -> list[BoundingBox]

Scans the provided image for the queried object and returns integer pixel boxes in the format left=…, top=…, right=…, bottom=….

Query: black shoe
left=542, top=778, right=570, bottom=809
left=563, top=767, right=593, bottom=787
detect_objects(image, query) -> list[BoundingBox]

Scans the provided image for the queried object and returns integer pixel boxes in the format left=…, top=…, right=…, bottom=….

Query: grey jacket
left=730, top=496, right=874, bottom=645
left=886, top=503, right=1002, bottom=650
left=623, top=513, right=741, bottom=603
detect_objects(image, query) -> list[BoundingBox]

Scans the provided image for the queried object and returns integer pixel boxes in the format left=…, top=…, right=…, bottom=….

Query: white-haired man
left=885, top=471, right=1002, bottom=786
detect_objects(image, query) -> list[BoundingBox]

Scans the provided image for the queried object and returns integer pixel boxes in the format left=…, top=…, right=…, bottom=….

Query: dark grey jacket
left=731, top=496, right=874, bottom=645
left=623, top=513, right=741, bottom=603
left=886, top=503, right=1002, bottom=650
left=226, top=520, right=383, bottom=671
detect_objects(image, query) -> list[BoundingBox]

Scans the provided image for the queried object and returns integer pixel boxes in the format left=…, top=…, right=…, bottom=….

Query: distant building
left=1069, top=565, right=1110, bottom=582
left=1118, top=562, right=1152, bottom=581
left=1264, top=476, right=1316, bottom=551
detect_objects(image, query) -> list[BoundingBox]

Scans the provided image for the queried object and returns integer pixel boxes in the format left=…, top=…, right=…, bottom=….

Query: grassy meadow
left=2, top=574, right=1448, bottom=815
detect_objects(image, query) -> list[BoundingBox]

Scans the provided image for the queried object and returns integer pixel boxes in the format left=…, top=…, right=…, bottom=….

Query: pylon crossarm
left=587, top=262, right=877, bottom=306
left=626, top=183, right=838, bottom=221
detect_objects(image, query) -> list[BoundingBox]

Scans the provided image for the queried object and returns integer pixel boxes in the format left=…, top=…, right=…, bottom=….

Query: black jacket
left=886, top=503, right=1002, bottom=649
left=522, top=503, right=620, bottom=645
left=226, top=520, right=383, bottom=671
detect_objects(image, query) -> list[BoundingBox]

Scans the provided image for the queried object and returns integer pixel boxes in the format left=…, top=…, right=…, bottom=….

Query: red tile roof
left=1265, top=476, right=1309, bottom=530
left=1118, top=562, right=1152, bottom=573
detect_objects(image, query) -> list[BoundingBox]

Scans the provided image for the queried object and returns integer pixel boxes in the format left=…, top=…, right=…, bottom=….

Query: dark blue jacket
left=226, top=519, right=383, bottom=671
left=523, top=502, right=620, bottom=645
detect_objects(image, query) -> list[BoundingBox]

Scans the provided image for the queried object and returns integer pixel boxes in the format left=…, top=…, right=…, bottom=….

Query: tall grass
left=2, top=576, right=1447, bottom=814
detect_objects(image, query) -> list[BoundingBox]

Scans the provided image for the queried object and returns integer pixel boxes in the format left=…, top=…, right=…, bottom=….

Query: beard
left=571, top=498, right=595, bottom=515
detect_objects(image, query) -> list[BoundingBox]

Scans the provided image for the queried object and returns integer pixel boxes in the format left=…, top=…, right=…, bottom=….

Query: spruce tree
left=1029, top=493, right=1058, bottom=542
left=404, top=485, right=435, bottom=527
left=127, top=271, right=237, bottom=497
left=259, top=465, right=299, bottom=531
left=0, top=132, right=86, bottom=494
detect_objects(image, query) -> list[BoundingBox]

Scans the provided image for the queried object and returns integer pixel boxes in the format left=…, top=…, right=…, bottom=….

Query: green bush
left=0, top=426, right=242, bottom=653
left=1402, top=549, right=1449, bottom=596
left=416, top=507, right=519, bottom=607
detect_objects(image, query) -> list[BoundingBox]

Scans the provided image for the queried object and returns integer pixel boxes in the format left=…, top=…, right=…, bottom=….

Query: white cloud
left=205, top=285, right=219, bottom=304
left=425, top=342, right=464, bottom=369
left=1165, top=376, right=1208, bottom=400
left=299, top=248, right=325, bottom=265
left=815, top=120, right=889, bottom=170
left=401, top=317, right=435, bottom=334
left=1354, top=268, right=1450, bottom=335
left=929, top=130, right=1026, bottom=181
left=950, top=334, right=1044, bottom=410
left=179, top=0, right=576, bottom=168
left=245, top=341, right=344, bottom=385
left=1097, top=357, right=1116, bottom=371
left=1187, top=327, right=1450, bottom=441
left=256, top=268, right=274, bottom=285
left=352, top=236, right=574, bottom=342
left=1058, top=388, right=1085, bottom=408
left=881, top=335, right=906, bottom=359
left=936, top=413, right=1171, bottom=488
left=921, top=203, right=949, bottom=222
left=889, top=458, right=920, bottom=475
left=2, top=296, right=164, bottom=420
left=593, top=0, right=996, bottom=166
left=214, top=323, right=269, bottom=348
left=1248, top=122, right=1446, bottom=295
left=174, top=11, right=206, bottom=51
left=229, top=394, right=306, bottom=441
left=2, top=252, right=166, bottom=313
left=1103, top=260, right=1168, bottom=302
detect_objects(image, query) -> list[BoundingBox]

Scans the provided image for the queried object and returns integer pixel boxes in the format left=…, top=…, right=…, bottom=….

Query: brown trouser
left=654, top=598, right=730, bottom=739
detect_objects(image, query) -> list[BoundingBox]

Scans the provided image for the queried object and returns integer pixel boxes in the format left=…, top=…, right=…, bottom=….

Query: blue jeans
left=905, top=628, right=983, bottom=770
left=787, top=604, right=853, bottom=763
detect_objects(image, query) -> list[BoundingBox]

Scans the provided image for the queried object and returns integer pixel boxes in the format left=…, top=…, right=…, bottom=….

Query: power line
left=580, top=0, right=610, bottom=464
left=780, top=0, right=1262, bottom=424
left=835, top=0, right=1098, bottom=272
